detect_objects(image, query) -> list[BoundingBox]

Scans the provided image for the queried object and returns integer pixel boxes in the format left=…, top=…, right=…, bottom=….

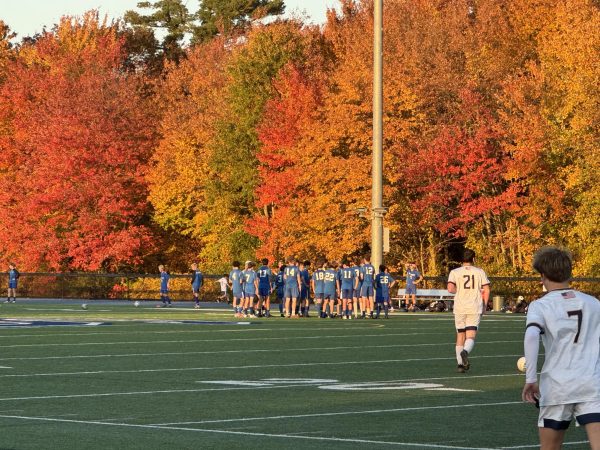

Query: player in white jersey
left=523, top=246, right=600, bottom=449
left=447, top=249, right=490, bottom=373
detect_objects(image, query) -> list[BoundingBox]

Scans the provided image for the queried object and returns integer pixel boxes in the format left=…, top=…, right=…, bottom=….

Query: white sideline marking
left=500, top=441, right=589, bottom=449
left=0, top=340, right=523, bottom=362
left=0, top=413, right=497, bottom=449
left=0, top=354, right=524, bottom=378
left=0, top=331, right=523, bottom=348
left=0, top=373, right=521, bottom=401
left=151, top=400, right=521, bottom=426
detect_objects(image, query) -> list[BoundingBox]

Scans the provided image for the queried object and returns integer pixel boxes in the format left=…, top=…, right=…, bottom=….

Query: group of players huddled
left=228, top=256, right=396, bottom=319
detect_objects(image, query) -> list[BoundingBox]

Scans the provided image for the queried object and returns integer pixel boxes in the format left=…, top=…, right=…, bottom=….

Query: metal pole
left=372, top=0, right=384, bottom=269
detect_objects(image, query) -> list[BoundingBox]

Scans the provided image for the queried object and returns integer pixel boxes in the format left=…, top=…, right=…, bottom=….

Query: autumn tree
left=0, top=12, right=158, bottom=271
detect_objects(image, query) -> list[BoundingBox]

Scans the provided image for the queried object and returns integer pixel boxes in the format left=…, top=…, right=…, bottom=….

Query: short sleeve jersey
left=276, top=271, right=285, bottom=291
left=376, top=273, right=394, bottom=298
left=340, top=267, right=355, bottom=290
left=218, top=277, right=228, bottom=292
left=242, top=269, right=257, bottom=294
left=312, top=269, right=324, bottom=294
left=526, top=289, right=600, bottom=406
left=257, top=266, right=272, bottom=289
left=323, top=269, right=338, bottom=295
left=160, top=271, right=170, bottom=291
left=300, top=269, right=310, bottom=289
left=352, top=266, right=362, bottom=289
left=361, top=264, right=375, bottom=287
left=229, top=269, right=243, bottom=294
left=405, top=269, right=420, bottom=288
left=447, top=265, right=490, bottom=314
left=191, top=270, right=203, bottom=288
left=284, top=265, right=300, bottom=288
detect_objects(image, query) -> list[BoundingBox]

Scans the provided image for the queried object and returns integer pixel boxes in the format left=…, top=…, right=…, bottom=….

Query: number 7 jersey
left=447, top=265, right=490, bottom=314
left=526, top=289, right=600, bottom=405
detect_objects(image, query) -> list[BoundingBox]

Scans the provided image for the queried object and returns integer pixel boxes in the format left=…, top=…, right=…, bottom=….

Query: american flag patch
left=561, top=291, right=576, bottom=299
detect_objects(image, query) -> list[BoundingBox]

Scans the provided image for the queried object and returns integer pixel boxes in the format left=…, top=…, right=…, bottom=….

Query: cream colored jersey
left=448, top=265, right=489, bottom=315
left=526, top=289, right=600, bottom=406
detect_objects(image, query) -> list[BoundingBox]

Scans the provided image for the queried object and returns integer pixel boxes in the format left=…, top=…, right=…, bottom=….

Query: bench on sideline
left=392, top=289, right=454, bottom=311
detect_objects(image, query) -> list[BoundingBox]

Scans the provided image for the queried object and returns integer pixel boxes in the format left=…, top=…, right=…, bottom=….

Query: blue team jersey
left=406, top=269, right=421, bottom=287
left=8, top=269, right=19, bottom=285
left=284, top=265, right=300, bottom=287
left=242, top=270, right=257, bottom=294
left=276, top=271, right=284, bottom=291
left=323, top=269, right=338, bottom=295
left=361, top=264, right=375, bottom=286
left=352, top=266, right=362, bottom=288
left=191, top=270, right=203, bottom=288
left=376, top=273, right=395, bottom=299
left=340, top=267, right=355, bottom=290
left=229, top=269, right=243, bottom=294
left=160, top=272, right=170, bottom=290
left=312, top=269, right=325, bottom=294
left=257, top=266, right=272, bottom=288
left=300, top=269, right=310, bottom=288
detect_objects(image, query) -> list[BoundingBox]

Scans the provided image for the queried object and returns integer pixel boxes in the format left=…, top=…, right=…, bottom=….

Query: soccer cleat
left=460, top=350, right=470, bottom=371
left=457, top=364, right=465, bottom=373
left=194, top=304, right=200, bottom=309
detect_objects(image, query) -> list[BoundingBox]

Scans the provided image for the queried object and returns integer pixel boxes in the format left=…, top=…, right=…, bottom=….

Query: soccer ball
left=517, top=356, right=526, bottom=372
left=81, top=303, right=88, bottom=310
left=134, top=301, right=140, bottom=307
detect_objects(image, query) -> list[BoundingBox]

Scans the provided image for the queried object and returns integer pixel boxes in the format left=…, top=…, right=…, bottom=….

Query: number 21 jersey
left=447, top=265, right=490, bottom=315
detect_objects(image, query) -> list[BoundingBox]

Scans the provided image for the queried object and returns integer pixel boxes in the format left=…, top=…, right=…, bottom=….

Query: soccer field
left=0, top=302, right=589, bottom=449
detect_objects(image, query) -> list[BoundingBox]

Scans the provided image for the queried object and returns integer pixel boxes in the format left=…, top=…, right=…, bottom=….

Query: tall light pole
left=371, top=0, right=385, bottom=269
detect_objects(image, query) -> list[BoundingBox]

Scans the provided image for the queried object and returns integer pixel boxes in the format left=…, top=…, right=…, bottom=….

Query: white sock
left=455, top=346, right=464, bottom=364
left=464, top=338, right=475, bottom=354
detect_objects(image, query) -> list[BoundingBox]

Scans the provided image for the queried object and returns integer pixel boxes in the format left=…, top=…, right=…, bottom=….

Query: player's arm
left=447, top=280, right=456, bottom=294
left=522, top=324, right=542, bottom=404
left=415, top=272, right=423, bottom=284
left=481, top=284, right=490, bottom=314
left=296, top=272, right=302, bottom=288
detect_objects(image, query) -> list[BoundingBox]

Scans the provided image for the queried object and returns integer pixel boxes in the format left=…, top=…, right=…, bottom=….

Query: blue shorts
left=160, top=289, right=169, bottom=295
left=376, top=294, right=389, bottom=303
left=353, top=288, right=361, bottom=298
left=284, top=286, right=299, bottom=299
left=259, top=286, right=271, bottom=297
left=8, top=283, right=17, bottom=289
left=300, top=287, right=308, bottom=300
left=323, top=292, right=336, bottom=300
left=406, top=285, right=417, bottom=295
left=360, top=285, right=374, bottom=298
left=243, top=290, right=256, bottom=298
left=342, top=289, right=353, bottom=300
left=314, top=292, right=324, bottom=301
left=192, top=285, right=201, bottom=293
left=233, top=289, right=243, bottom=298
left=277, top=288, right=284, bottom=300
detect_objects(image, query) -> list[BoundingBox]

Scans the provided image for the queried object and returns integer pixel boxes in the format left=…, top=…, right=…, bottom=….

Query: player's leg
left=291, top=297, right=298, bottom=318
left=342, top=299, right=348, bottom=319
left=411, top=293, right=417, bottom=311
left=454, top=314, right=468, bottom=372
left=584, top=422, right=600, bottom=450
left=460, top=314, right=481, bottom=370
left=193, top=289, right=200, bottom=309
left=538, top=428, right=566, bottom=450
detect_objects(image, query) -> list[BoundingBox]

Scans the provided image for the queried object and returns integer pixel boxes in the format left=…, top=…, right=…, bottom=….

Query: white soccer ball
left=134, top=301, right=140, bottom=307
left=81, top=303, right=88, bottom=310
left=517, top=356, right=526, bottom=373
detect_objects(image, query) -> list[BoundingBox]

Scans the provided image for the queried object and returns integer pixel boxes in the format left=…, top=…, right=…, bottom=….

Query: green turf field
left=0, top=302, right=590, bottom=449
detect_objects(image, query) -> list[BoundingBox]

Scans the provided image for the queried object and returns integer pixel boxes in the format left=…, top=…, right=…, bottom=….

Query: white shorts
left=538, top=400, right=600, bottom=429
left=454, top=313, right=481, bottom=331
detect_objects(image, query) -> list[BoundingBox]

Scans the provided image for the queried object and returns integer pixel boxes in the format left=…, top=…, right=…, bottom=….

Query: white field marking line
left=0, top=354, right=524, bottom=378
left=0, top=413, right=496, bottom=450
left=0, top=331, right=523, bottom=349
left=151, top=400, right=522, bottom=426
left=0, top=325, right=396, bottom=340
left=500, top=441, right=589, bottom=449
left=0, top=340, right=524, bottom=362
left=0, top=372, right=523, bottom=402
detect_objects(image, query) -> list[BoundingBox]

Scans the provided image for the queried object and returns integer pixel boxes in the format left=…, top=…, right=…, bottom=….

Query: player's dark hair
left=379, top=264, right=386, bottom=272
left=279, top=265, right=285, bottom=271
left=248, top=261, right=255, bottom=268
left=232, top=260, right=240, bottom=268
left=364, top=255, right=371, bottom=262
left=303, top=260, right=310, bottom=267
left=286, top=256, right=295, bottom=264
left=462, top=249, right=476, bottom=263
left=533, top=246, right=572, bottom=283
left=223, top=274, right=228, bottom=277
left=261, top=258, right=268, bottom=265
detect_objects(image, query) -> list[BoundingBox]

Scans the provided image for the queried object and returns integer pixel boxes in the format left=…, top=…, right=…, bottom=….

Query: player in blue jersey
left=157, top=265, right=171, bottom=308
left=405, top=262, right=423, bottom=312
left=276, top=265, right=285, bottom=317
left=360, top=255, right=376, bottom=318
left=229, top=261, right=244, bottom=317
left=351, top=259, right=363, bottom=318
left=284, top=257, right=302, bottom=318
left=340, top=261, right=355, bottom=320
left=190, top=263, right=204, bottom=309
left=375, top=265, right=396, bottom=319
left=241, top=261, right=259, bottom=317
left=257, top=258, right=273, bottom=318
left=322, top=262, right=339, bottom=319
left=299, top=260, right=311, bottom=317
left=6, top=263, right=20, bottom=303
left=311, top=260, right=325, bottom=318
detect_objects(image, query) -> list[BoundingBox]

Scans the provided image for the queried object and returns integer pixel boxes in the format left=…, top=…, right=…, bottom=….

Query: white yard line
left=0, top=413, right=497, bottom=449
left=0, top=340, right=523, bottom=362
left=151, top=400, right=523, bottom=426
left=0, top=354, right=524, bottom=378
left=500, top=441, right=589, bottom=449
